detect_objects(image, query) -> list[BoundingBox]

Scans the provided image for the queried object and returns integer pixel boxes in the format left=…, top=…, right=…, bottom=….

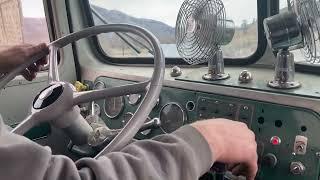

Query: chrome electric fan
left=175, top=0, right=235, bottom=81
left=264, top=0, right=320, bottom=89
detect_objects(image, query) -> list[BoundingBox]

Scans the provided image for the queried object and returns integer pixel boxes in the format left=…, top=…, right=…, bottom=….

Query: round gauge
left=94, top=81, right=105, bottom=89
left=127, top=94, right=142, bottom=105
left=104, top=96, right=125, bottom=118
left=160, top=103, right=186, bottom=133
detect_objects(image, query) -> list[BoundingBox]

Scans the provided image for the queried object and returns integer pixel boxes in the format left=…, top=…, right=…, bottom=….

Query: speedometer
left=160, top=103, right=186, bottom=133
left=104, top=96, right=125, bottom=118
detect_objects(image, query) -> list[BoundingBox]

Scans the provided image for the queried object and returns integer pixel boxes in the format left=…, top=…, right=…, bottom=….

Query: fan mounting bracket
left=203, top=73, right=230, bottom=81
left=268, top=80, right=301, bottom=89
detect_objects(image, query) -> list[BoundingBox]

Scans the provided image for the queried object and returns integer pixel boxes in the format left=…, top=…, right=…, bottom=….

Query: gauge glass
left=104, top=96, right=124, bottom=118
left=127, top=94, right=142, bottom=105
left=94, top=81, right=105, bottom=89
left=160, top=103, right=186, bottom=133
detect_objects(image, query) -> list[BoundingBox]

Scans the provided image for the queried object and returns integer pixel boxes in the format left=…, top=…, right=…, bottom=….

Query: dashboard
left=86, top=76, right=320, bottom=180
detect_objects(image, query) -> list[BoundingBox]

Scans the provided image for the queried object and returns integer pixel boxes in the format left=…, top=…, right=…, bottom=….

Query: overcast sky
left=21, top=0, right=285, bottom=26
left=21, top=0, right=45, bottom=17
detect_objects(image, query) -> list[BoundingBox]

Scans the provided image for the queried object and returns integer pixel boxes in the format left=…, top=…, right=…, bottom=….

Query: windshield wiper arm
left=91, top=7, right=154, bottom=55
left=121, top=33, right=154, bottom=55
left=91, top=7, right=140, bottom=54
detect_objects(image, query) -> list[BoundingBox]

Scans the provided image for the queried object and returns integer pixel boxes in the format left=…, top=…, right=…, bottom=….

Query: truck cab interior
left=1, top=0, right=320, bottom=179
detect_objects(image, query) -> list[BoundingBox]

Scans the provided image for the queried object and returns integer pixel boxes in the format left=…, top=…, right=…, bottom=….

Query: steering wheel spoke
left=48, top=46, right=60, bottom=83
left=73, top=81, right=150, bottom=105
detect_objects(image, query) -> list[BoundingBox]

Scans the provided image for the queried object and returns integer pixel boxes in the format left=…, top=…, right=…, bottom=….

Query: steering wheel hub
left=33, top=84, right=64, bottom=109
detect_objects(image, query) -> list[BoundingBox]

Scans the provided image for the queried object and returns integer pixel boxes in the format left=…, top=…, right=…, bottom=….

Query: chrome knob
left=140, top=118, right=161, bottom=136
left=171, top=66, right=182, bottom=77
left=239, top=70, right=253, bottom=83
left=290, top=162, right=305, bottom=175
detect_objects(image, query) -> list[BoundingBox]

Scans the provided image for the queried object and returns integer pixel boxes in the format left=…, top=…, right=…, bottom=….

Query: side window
left=0, top=0, right=49, bottom=51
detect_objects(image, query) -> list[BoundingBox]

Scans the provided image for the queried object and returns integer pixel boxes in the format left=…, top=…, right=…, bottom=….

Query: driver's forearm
left=0, top=121, right=213, bottom=180
left=76, top=125, right=213, bottom=180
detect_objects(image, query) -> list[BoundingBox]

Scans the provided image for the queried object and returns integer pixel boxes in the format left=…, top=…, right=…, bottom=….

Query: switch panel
left=197, top=97, right=253, bottom=127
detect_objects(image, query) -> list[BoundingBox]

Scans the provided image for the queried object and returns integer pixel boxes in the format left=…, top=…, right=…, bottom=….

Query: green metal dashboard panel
left=94, top=76, right=320, bottom=180
left=176, top=67, right=320, bottom=99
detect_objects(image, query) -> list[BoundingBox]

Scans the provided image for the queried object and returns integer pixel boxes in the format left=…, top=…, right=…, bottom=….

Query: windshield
left=89, top=0, right=258, bottom=60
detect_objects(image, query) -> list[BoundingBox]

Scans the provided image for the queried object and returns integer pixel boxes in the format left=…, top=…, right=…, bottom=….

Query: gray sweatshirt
left=0, top=117, right=213, bottom=180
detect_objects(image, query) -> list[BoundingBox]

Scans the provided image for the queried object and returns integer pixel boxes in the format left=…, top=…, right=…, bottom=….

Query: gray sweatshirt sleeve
left=0, top=119, right=213, bottom=180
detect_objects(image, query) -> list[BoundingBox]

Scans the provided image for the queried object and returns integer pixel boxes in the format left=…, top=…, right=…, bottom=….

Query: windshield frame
left=78, top=0, right=269, bottom=66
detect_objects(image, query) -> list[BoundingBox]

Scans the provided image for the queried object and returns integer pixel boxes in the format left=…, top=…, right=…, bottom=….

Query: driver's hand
left=0, top=43, right=49, bottom=81
left=191, top=119, right=258, bottom=180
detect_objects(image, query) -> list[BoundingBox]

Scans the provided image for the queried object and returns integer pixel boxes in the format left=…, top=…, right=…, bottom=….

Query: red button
left=270, top=136, right=281, bottom=145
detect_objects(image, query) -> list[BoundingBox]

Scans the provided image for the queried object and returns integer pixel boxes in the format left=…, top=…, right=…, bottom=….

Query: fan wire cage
left=175, top=0, right=226, bottom=65
left=295, top=0, right=320, bottom=63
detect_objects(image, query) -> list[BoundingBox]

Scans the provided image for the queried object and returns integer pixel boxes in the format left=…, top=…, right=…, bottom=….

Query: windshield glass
left=89, top=0, right=258, bottom=60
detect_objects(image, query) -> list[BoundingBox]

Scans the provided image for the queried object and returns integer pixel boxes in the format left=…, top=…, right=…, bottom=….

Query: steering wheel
left=0, top=24, right=165, bottom=156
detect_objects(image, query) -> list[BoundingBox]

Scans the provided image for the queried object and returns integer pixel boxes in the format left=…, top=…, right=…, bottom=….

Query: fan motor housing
left=264, top=11, right=303, bottom=51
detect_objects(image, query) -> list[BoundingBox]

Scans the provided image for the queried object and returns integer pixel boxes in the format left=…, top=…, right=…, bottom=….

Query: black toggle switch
left=262, top=153, right=278, bottom=168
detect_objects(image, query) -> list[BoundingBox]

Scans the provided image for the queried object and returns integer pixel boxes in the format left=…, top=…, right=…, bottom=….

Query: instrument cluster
left=91, top=79, right=192, bottom=137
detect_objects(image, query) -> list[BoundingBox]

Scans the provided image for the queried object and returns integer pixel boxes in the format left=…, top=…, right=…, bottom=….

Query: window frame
left=78, top=0, right=269, bottom=66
